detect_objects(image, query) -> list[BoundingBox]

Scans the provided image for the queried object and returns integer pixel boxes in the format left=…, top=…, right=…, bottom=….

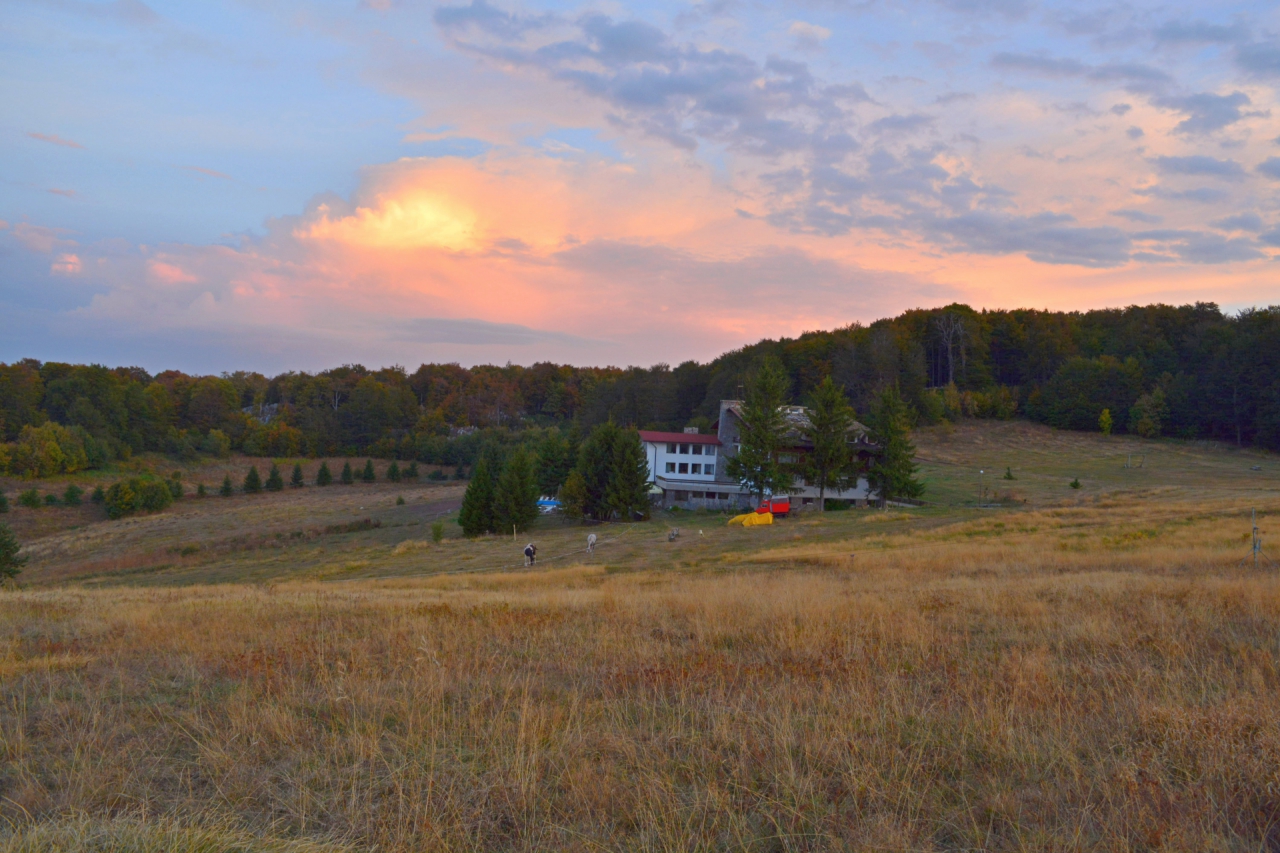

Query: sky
left=2, top=0, right=1279, bottom=374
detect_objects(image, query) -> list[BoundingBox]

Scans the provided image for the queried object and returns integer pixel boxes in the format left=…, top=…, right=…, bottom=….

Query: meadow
left=2, top=423, right=1279, bottom=851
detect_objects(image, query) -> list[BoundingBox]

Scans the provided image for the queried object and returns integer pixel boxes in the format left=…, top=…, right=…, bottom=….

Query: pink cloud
left=49, top=188, right=77, bottom=198
left=180, top=165, right=233, bottom=180
left=12, top=223, right=76, bottom=254
left=148, top=259, right=199, bottom=284
left=51, top=253, right=82, bottom=275
left=27, top=132, right=84, bottom=149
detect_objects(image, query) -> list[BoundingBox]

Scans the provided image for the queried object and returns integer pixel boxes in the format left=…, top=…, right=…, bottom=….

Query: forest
left=1, top=301, right=1278, bottom=479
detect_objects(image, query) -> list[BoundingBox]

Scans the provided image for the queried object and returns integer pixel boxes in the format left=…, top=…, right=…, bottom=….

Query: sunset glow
left=2, top=0, right=1278, bottom=372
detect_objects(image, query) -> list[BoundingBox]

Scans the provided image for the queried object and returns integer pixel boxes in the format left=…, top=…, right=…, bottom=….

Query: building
left=639, top=400, right=878, bottom=511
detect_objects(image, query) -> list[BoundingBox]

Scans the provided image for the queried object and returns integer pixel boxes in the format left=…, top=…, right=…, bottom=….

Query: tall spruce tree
left=535, top=431, right=572, bottom=497
left=576, top=422, right=621, bottom=519
left=867, top=386, right=924, bottom=506
left=220, top=474, right=234, bottom=497
left=492, top=447, right=540, bottom=535
left=0, top=522, right=25, bottom=581
left=340, top=461, right=354, bottom=485
left=265, top=463, right=284, bottom=492
left=387, top=461, right=402, bottom=482
left=291, top=463, right=305, bottom=487
left=458, top=453, right=496, bottom=536
left=316, top=461, right=333, bottom=486
left=607, top=428, right=651, bottom=520
left=725, top=357, right=793, bottom=504
left=803, top=375, right=859, bottom=511
left=243, top=466, right=262, bottom=494
left=361, top=460, right=376, bottom=482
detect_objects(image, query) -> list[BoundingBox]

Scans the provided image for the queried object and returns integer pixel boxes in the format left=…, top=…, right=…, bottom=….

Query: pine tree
left=243, top=466, right=263, bottom=494
left=576, top=422, right=621, bottom=519
left=0, top=523, right=25, bottom=581
left=725, top=357, right=792, bottom=504
left=0, top=492, right=8, bottom=514
left=803, top=375, right=858, bottom=511
left=606, top=428, right=651, bottom=520
left=387, top=461, right=402, bottom=482
left=197, top=483, right=207, bottom=497
left=291, top=463, right=305, bottom=487
left=265, top=463, right=284, bottom=492
left=340, top=462, right=354, bottom=485
left=558, top=470, right=588, bottom=521
left=458, top=454, right=496, bottom=537
left=536, top=431, right=572, bottom=497
left=220, top=474, right=233, bottom=497
left=317, top=461, right=333, bottom=486
left=492, top=447, right=540, bottom=535
left=361, top=459, right=376, bottom=483
left=867, top=386, right=924, bottom=506
left=405, top=461, right=419, bottom=480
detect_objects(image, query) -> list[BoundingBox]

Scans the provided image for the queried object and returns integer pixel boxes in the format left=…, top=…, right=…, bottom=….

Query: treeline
left=2, top=302, right=1278, bottom=480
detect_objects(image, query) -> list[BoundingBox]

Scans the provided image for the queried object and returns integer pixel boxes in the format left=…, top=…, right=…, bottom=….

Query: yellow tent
left=728, top=511, right=773, bottom=527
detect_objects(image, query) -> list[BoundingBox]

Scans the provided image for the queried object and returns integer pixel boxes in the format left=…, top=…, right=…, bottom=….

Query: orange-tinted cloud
left=27, top=132, right=83, bottom=149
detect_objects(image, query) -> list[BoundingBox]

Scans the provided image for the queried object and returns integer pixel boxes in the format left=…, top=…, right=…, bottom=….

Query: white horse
left=586, top=533, right=598, bottom=553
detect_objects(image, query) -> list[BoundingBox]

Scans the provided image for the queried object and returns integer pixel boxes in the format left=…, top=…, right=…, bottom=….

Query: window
left=719, top=493, right=730, bottom=500
left=665, top=462, right=675, bottom=473
left=705, top=466, right=715, bottom=477
left=673, top=490, right=688, bottom=502
left=678, top=463, right=688, bottom=474
left=690, top=491, right=703, bottom=499
left=692, top=444, right=702, bottom=455
left=679, top=443, right=690, bottom=454
left=780, top=453, right=798, bottom=464
left=691, top=463, right=701, bottom=475
left=705, top=446, right=716, bottom=457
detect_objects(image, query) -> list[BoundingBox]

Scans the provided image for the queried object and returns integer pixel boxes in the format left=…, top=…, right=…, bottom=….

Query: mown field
left=2, top=422, right=1279, bottom=851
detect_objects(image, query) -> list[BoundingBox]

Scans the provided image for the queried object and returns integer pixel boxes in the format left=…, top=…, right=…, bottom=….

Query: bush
left=265, top=464, right=284, bottom=492
left=105, top=478, right=174, bottom=519
left=431, top=520, right=445, bottom=543
left=1070, top=478, right=1081, bottom=489
left=18, top=489, right=40, bottom=509
left=361, top=460, right=376, bottom=483
left=396, top=495, right=406, bottom=505
left=0, top=492, right=8, bottom=513
left=243, top=466, right=262, bottom=494
left=63, top=484, right=83, bottom=506
left=427, top=469, right=448, bottom=481
left=91, top=485, right=105, bottom=504
left=44, top=493, right=59, bottom=506
left=0, top=522, right=24, bottom=580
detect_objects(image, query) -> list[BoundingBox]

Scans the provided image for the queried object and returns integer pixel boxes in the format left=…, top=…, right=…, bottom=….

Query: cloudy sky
left=3, top=0, right=1279, bottom=373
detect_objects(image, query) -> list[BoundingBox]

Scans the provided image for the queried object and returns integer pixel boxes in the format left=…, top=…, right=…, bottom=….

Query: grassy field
left=2, top=423, right=1280, bottom=851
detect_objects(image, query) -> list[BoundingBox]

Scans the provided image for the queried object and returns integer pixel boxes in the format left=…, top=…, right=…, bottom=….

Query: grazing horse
left=586, top=533, right=597, bottom=553
left=523, top=543, right=537, bottom=566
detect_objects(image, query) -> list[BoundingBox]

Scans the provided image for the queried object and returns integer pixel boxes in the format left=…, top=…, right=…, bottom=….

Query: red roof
left=639, top=430, right=722, bottom=446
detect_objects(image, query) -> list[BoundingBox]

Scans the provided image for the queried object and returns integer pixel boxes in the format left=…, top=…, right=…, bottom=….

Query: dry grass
left=3, top=427, right=1280, bottom=850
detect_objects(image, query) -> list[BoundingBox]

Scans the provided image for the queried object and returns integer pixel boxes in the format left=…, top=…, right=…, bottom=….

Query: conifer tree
left=405, top=461, right=419, bottom=480
left=265, top=463, right=284, bottom=492
left=0, top=492, right=9, bottom=514
left=536, top=431, right=572, bottom=497
left=867, top=386, right=924, bottom=506
left=387, top=461, right=402, bottom=482
left=0, top=523, right=25, bottom=581
left=220, top=474, right=233, bottom=497
left=340, top=461, right=354, bottom=485
left=361, top=459, right=376, bottom=482
left=803, top=375, right=858, bottom=511
left=606, top=428, right=651, bottom=520
left=458, top=453, right=496, bottom=536
left=243, top=466, right=263, bottom=494
left=291, top=463, right=305, bottom=487
left=576, top=422, right=621, bottom=519
left=558, top=470, right=588, bottom=521
left=317, top=461, right=333, bottom=486
left=492, top=447, right=540, bottom=535
left=725, top=357, right=792, bottom=504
